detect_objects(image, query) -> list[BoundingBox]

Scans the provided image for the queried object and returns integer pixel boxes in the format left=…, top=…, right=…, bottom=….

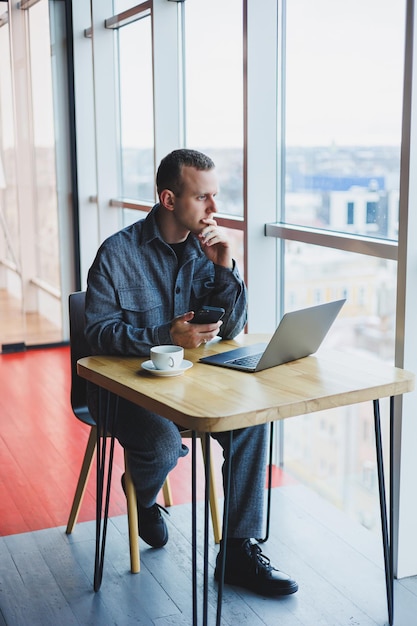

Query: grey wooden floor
left=1, top=485, right=417, bottom=626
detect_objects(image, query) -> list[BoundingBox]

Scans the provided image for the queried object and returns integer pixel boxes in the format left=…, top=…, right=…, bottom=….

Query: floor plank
left=1, top=490, right=417, bottom=626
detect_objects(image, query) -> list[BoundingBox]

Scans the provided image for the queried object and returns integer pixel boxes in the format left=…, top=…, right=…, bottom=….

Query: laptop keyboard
left=227, top=353, right=262, bottom=368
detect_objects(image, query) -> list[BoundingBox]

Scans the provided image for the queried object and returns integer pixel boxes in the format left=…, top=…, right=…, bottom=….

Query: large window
left=60, top=0, right=417, bottom=575
left=279, top=0, right=406, bottom=534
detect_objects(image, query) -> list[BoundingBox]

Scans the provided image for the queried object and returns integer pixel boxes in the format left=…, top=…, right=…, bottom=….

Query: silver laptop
left=199, top=299, right=346, bottom=372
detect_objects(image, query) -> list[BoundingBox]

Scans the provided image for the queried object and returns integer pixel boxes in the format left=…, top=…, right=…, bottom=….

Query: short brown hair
left=156, top=149, right=215, bottom=197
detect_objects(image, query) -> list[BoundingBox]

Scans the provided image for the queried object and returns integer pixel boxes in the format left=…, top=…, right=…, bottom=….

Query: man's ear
left=160, top=189, right=175, bottom=211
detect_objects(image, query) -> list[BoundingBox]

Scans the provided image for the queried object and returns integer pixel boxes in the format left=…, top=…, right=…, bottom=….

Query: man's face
left=171, top=166, right=219, bottom=234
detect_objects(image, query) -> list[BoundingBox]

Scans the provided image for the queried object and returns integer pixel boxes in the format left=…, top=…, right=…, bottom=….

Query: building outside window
left=281, top=0, right=406, bottom=534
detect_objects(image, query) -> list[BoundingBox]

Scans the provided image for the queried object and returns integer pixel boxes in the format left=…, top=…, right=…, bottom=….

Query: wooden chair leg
left=200, top=436, right=222, bottom=544
left=162, top=478, right=173, bottom=507
left=124, top=451, right=140, bottom=573
left=66, top=427, right=97, bottom=534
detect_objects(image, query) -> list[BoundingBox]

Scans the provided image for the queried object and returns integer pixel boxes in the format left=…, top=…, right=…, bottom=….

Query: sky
left=284, top=0, right=406, bottom=146
left=184, top=0, right=406, bottom=148
left=119, top=0, right=406, bottom=149
left=0, top=0, right=407, bottom=150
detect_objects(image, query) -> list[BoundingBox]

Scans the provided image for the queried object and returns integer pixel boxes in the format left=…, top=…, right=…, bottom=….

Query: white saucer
left=141, top=359, right=193, bottom=377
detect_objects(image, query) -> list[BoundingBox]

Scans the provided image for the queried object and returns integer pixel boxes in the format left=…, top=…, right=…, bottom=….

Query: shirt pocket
left=118, top=287, right=163, bottom=325
left=190, top=274, right=215, bottom=302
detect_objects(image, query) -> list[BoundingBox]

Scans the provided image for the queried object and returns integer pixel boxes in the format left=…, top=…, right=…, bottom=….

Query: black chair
left=65, top=290, right=140, bottom=572
left=66, top=292, right=221, bottom=572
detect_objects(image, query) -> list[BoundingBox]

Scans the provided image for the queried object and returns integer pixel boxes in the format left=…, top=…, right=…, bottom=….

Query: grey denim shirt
left=85, top=204, right=247, bottom=357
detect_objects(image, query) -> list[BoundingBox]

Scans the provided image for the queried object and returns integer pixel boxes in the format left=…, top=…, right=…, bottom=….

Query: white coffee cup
left=150, top=345, right=184, bottom=370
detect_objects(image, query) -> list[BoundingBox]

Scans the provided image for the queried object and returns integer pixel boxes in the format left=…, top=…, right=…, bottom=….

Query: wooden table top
left=77, top=334, right=415, bottom=433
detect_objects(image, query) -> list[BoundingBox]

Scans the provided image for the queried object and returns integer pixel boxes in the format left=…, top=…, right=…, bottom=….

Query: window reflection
left=122, top=208, right=147, bottom=228
left=284, top=0, right=405, bottom=241
left=117, top=13, right=155, bottom=203
left=284, top=241, right=396, bottom=360
left=0, top=24, right=20, bottom=270
left=284, top=397, right=390, bottom=534
left=28, top=1, right=60, bottom=288
left=283, top=240, right=395, bottom=533
left=184, top=0, right=244, bottom=218
left=113, top=0, right=140, bottom=13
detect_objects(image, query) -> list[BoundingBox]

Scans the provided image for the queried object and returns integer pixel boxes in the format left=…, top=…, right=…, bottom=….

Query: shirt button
left=176, top=286, right=180, bottom=294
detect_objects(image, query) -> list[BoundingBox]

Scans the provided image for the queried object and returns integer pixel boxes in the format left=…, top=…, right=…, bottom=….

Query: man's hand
left=170, top=311, right=223, bottom=348
left=198, top=218, right=233, bottom=269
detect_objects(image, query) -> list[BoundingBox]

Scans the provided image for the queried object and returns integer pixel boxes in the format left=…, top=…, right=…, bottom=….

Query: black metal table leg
left=192, top=430, right=232, bottom=626
left=258, top=421, right=274, bottom=544
left=373, top=398, right=393, bottom=625
left=215, top=430, right=233, bottom=626
left=191, top=431, right=198, bottom=626
left=389, top=396, right=394, bottom=625
left=93, top=390, right=118, bottom=592
left=203, top=433, right=211, bottom=626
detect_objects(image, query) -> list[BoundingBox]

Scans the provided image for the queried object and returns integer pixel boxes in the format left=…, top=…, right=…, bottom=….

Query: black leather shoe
left=214, top=538, right=298, bottom=596
left=137, top=501, right=169, bottom=548
left=121, top=474, right=169, bottom=548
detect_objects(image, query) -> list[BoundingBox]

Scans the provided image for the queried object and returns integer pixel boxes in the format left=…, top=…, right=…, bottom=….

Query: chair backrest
left=69, top=291, right=95, bottom=426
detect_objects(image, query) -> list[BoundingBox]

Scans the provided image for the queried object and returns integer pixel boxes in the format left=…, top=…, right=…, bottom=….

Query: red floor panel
left=0, top=347, right=296, bottom=537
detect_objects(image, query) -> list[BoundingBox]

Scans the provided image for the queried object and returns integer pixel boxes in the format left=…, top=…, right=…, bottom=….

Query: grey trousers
left=113, top=396, right=269, bottom=539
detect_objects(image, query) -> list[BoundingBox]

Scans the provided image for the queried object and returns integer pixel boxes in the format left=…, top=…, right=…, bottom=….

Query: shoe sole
left=214, top=572, right=299, bottom=596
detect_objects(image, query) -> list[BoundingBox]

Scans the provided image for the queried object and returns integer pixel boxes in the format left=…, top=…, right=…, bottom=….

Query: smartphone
left=190, top=306, right=225, bottom=324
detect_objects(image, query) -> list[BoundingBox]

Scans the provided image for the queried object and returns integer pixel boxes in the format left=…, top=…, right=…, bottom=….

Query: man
left=85, top=148, right=298, bottom=597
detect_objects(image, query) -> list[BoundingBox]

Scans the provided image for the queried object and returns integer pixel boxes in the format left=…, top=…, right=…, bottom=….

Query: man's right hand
left=170, top=312, right=223, bottom=348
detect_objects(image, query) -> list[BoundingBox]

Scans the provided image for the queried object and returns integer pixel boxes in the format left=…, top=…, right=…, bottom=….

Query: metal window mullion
left=49, top=0, right=76, bottom=338
left=246, top=0, right=279, bottom=333
left=392, top=0, right=417, bottom=579
left=265, top=222, right=398, bottom=261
